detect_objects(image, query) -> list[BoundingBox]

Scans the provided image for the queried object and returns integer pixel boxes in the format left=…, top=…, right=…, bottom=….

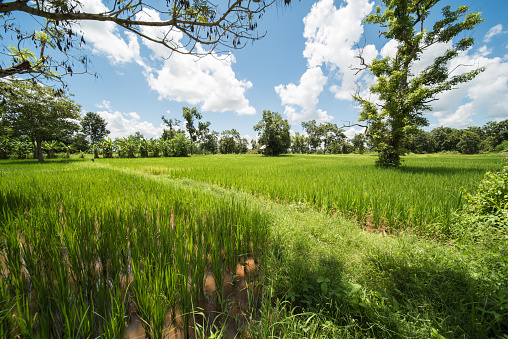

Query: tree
left=0, top=0, right=289, bottom=83
left=161, top=115, right=181, bottom=140
left=81, top=112, right=110, bottom=144
left=219, top=129, right=241, bottom=154
left=291, top=132, right=308, bottom=154
left=182, top=107, right=203, bottom=155
left=354, top=1, right=484, bottom=167
left=351, top=133, right=366, bottom=154
left=457, top=129, right=480, bottom=154
left=254, top=110, right=291, bottom=156
left=0, top=78, right=81, bottom=162
left=301, top=120, right=321, bottom=152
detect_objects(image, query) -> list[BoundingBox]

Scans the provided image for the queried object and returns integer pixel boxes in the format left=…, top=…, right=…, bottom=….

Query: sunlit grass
left=99, top=153, right=504, bottom=234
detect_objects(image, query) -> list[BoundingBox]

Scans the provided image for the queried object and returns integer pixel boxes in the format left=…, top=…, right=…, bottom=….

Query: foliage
left=81, top=112, right=110, bottom=144
left=182, top=106, right=203, bottom=155
left=0, top=78, right=81, bottom=162
left=254, top=110, right=291, bottom=156
left=0, top=0, right=286, bottom=83
left=354, top=0, right=484, bottom=167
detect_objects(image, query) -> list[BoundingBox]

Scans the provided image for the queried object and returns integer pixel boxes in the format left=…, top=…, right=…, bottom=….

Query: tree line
left=1, top=76, right=507, bottom=162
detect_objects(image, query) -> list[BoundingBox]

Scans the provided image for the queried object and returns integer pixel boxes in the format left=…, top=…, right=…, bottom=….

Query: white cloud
left=431, top=48, right=508, bottom=127
left=344, top=126, right=366, bottom=139
left=76, top=0, right=144, bottom=65
left=98, top=110, right=164, bottom=139
left=302, top=0, right=376, bottom=101
left=95, top=100, right=163, bottom=138
left=96, top=99, right=111, bottom=110
left=276, top=0, right=376, bottom=123
left=76, top=1, right=255, bottom=116
left=138, top=9, right=255, bottom=115
left=275, top=67, right=331, bottom=123
left=484, top=24, right=505, bottom=43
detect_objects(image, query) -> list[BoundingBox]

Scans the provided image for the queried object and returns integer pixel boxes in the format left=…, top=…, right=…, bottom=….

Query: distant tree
left=72, top=133, right=89, bottom=152
left=130, top=132, right=144, bottom=140
left=408, top=130, right=436, bottom=154
left=254, top=110, right=291, bottom=156
left=457, top=130, right=481, bottom=154
left=81, top=112, right=110, bottom=144
left=301, top=120, right=321, bottom=152
left=182, top=107, right=203, bottom=155
left=354, top=1, right=484, bottom=166
left=351, top=133, right=366, bottom=154
left=219, top=129, right=242, bottom=154
left=161, top=115, right=181, bottom=140
left=251, top=139, right=258, bottom=151
left=199, top=130, right=219, bottom=154
left=483, top=120, right=508, bottom=147
left=0, top=78, right=81, bottom=162
left=291, top=132, right=308, bottom=154
left=320, top=122, right=346, bottom=154
left=431, top=127, right=461, bottom=152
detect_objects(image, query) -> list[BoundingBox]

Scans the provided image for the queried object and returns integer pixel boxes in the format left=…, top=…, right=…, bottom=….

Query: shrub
left=494, top=140, right=508, bottom=152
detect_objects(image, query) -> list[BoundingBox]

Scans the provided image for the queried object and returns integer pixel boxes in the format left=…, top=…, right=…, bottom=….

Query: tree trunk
left=36, top=139, right=44, bottom=163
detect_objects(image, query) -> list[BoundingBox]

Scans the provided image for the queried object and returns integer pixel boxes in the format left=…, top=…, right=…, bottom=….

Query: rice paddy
left=0, top=153, right=505, bottom=338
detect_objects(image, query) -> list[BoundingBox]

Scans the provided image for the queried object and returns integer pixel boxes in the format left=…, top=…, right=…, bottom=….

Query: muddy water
left=1, top=237, right=262, bottom=339
left=124, top=258, right=261, bottom=339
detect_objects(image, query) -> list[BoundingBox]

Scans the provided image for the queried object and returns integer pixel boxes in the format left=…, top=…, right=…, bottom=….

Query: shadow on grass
left=0, top=158, right=86, bottom=165
left=366, top=249, right=506, bottom=338
left=396, top=165, right=490, bottom=176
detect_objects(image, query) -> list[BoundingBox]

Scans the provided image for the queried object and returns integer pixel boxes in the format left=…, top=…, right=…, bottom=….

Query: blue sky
left=9, top=0, right=508, bottom=141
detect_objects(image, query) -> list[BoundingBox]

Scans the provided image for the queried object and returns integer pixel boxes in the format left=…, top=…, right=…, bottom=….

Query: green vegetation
left=101, top=153, right=504, bottom=235
left=1, top=154, right=506, bottom=338
left=354, top=0, right=484, bottom=167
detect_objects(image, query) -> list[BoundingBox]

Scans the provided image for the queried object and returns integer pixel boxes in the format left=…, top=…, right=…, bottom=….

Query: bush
left=495, top=140, right=508, bottom=152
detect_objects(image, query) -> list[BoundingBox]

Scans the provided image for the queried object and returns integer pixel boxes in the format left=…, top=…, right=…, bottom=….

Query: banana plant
left=138, top=138, right=150, bottom=157
left=101, top=137, right=116, bottom=158
left=12, top=140, right=31, bottom=159
left=59, top=142, right=75, bottom=158
left=0, top=137, right=12, bottom=159
left=42, top=140, right=60, bottom=159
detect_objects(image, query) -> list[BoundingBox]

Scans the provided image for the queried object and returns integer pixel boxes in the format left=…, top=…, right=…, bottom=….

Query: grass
left=99, top=153, right=504, bottom=235
left=0, top=154, right=506, bottom=338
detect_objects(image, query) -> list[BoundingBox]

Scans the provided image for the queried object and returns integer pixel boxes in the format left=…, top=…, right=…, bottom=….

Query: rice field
left=0, top=161, right=268, bottom=338
left=100, top=153, right=504, bottom=234
left=0, top=153, right=504, bottom=338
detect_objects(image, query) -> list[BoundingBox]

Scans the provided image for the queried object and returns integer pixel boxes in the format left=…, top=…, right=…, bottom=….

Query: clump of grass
left=0, top=161, right=269, bottom=338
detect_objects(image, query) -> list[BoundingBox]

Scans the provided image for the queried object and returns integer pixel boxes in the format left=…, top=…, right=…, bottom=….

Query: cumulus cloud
left=76, top=1, right=255, bottom=116
left=484, top=24, right=505, bottom=43
left=76, top=0, right=144, bottom=65
left=138, top=9, right=255, bottom=115
left=95, top=101, right=164, bottom=138
left=430, top=46, right=508, bottom=127
left=276, top=0, right=376, bottom=123
left=275, top=67, right=331, bottom=123
left=344, top=126, right=366, bottom=139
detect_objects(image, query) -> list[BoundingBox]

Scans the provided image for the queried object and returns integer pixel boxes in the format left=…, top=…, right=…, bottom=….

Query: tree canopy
left=0, top=0, right=289, bottom=83
left=254, top=110, right=290, bottom=156
left=81, top=112, right=110, bottom=144
left=354, top=0, right=485, bottom=167
left=0, top=78, right=81, bottom=162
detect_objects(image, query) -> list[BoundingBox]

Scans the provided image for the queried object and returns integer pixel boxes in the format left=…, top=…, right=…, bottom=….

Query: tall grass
left=100, top=153, right=503, bottom=234
left=0, top=161, right=268, bottom=337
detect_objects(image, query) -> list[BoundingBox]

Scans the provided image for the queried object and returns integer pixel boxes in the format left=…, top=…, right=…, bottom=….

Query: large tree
left=81, top=112, right=110, bottom=144
left=0, top=78, right=81, bottom=162
left=354, top=0, right=484, bottom=167
left=182, top=106, right=202, bottom=155
left=254, top=110, right=291, bottom=156
left=0, top=0, right=289, bottom=83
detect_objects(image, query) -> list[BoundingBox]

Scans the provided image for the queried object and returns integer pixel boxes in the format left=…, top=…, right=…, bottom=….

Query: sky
left=8, top=0, right=508, bottom=141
